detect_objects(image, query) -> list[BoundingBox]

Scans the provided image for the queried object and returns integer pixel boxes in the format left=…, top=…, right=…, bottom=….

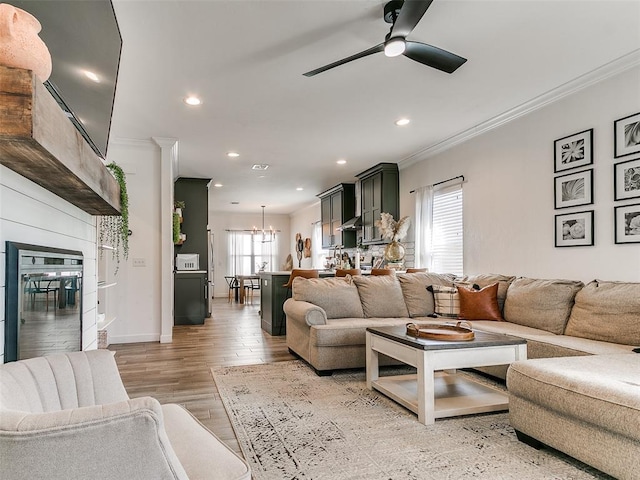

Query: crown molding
left=109, top=137, right=156, bottom=148
left=399, top=49, right=640, bottom=170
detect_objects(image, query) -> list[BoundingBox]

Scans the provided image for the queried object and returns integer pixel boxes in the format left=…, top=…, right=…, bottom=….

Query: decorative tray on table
left=406, top=321, right=475, bottom=341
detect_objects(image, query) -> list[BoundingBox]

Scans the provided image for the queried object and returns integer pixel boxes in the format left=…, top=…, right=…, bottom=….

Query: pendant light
left=253, top=205, right=275, bottom=243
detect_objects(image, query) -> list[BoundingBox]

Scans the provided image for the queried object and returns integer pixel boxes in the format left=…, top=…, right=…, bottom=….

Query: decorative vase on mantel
left=384, top=240, right=405, bottom=268
left=0, top=3, right=52, bottom=81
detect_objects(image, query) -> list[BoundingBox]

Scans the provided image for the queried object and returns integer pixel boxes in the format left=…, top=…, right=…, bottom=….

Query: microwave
left=176, top=254, right=199, bottom=271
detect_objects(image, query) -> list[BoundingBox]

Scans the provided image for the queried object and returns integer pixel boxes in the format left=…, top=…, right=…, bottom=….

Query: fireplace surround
left=4, top=242, right=83, bottom=362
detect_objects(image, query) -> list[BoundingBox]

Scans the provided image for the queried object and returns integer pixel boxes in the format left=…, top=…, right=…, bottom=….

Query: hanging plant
left=99, top=162, right=129, bottom=274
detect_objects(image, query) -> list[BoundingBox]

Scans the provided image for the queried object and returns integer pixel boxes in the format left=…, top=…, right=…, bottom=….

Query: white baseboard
left=109, top=333, right=160, bottom=344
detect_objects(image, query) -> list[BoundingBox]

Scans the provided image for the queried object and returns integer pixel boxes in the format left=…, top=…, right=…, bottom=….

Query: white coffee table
left=366, top=326, right=527, bottom=425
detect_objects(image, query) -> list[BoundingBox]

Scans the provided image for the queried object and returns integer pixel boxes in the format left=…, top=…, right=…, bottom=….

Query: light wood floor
left=109, top=297, right=295, bottom=454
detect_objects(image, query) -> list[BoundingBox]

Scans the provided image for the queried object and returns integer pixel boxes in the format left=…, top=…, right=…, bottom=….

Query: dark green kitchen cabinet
left=318, top=183, right=356, bottom=249
left=357, top=163, right=399, bottom=245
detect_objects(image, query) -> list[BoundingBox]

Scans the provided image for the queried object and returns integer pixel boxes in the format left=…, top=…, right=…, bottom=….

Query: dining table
left=236, top=274, right=260, bottom=304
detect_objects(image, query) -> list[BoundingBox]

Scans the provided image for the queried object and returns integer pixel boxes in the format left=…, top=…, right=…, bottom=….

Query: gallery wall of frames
left=553, top=112, right=640, bottom=247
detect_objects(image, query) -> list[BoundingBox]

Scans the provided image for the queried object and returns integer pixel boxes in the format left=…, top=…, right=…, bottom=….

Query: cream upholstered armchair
left=0, top=350, right=250, bottom=480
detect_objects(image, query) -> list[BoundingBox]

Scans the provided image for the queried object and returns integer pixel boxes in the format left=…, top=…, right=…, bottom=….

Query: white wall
left=400, top=66, right=640, bottom=283
left=289, top=201, right=321, bottom=269
left=0, top=166, right=99, bottom=362
left=105, top=140, right=163, bottom=343
left=208, top=210, right=291, bottom=297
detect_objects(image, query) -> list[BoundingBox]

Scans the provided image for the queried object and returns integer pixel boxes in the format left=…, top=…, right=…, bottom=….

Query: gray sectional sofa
left=283, top=272, right=637, bottom=375
left=283, top=272, right=640, bottom=479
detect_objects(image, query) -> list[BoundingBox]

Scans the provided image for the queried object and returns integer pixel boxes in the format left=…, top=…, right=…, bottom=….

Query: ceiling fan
left=303, top=0, right=466, bottom=77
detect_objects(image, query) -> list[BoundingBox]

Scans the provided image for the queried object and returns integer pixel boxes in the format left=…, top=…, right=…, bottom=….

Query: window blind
left=431, top=184, right=463, bottom=276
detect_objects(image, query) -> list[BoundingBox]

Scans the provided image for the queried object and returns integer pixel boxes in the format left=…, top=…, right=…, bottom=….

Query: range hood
left=337, top=216, right=361, bottom=231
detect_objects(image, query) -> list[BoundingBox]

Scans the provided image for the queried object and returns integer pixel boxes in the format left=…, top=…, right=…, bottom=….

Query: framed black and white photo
left=554, top=169, right=593, bottom=209
left=614, top=204, right=640, bottom=244
left=554, top=129, right=593, bottom=172
left=614, top=112, right=640, bottom=158
left=555, top=210, right=594, bottom=247
left=614, top=157, right=640, bottom=201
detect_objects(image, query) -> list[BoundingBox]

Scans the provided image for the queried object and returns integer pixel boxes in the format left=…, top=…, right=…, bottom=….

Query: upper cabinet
left=357, top=163, right=399, bottom=245
left=318, top=183, right=356, bottom=249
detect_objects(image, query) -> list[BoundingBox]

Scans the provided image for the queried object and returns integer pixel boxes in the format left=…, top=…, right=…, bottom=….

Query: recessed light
left=83, top=70, right=100, bottom=83
left=395, top=118, right=410, bottom=126
left=336, top=159, right=347, bottom=165
left=213, top=183, right=223, bottom=188
left=227, top=152, right=240, bottom=158
left=296, top=187, right=304, bottom=191
left=184, top=96, right=202, bottom=106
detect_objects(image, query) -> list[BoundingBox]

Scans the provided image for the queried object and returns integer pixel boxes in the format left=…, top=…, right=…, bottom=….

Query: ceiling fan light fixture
left=384, top=37, right=406, bottom=57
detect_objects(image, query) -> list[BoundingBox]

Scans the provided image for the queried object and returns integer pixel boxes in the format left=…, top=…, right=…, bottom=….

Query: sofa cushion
left=564, top=280, right=640, bottom=345
left=458, top=283, right=503, bottom=321
left=397, top=272, right=455, bottom=317
left=507, top=354, right=640, bottom=443
left=352, top=275, right=409, bottom=318
left=503, top=277, right=583, bottom=334
left=293, top=276, right=364, bottom=319
left=464, top=273, right=515, bottom=313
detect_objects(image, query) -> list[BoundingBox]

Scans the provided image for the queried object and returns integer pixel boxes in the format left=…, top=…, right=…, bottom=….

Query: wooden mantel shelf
left=0, top=65, right=120, bottom=215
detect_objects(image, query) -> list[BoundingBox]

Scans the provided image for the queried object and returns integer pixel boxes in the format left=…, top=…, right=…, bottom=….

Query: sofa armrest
left=284, top=298, right=327, bottom=326
left=0, top=396, right=189, bottom=480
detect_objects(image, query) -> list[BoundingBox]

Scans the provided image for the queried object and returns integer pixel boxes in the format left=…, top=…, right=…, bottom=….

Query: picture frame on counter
left=554, top=169, right=593, bottom=209
left=554, top=128, right=593, bottom=173
left=614, top=204, right=640, bottom=244
left=555, top=210, right=594, bottom=247
left=614, top=112, right=640, bottom=158
left=614, top=157, right=640, bottom=201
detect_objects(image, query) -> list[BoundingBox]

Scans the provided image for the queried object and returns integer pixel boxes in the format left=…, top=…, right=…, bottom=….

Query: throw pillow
left=428, top=283, right=480, bottom=318
left=457, top=282, right=503, bottom=321
left=463, top=273, right=516, bottom=314
left=352, top=275, right=409, bottom=318
left=292, top=276, right=364, bottom=319
left=397, top=272, right=456, bottom=317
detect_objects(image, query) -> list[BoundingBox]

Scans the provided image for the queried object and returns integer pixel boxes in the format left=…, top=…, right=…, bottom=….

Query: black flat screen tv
left=11, top=0, right=122, bottom=159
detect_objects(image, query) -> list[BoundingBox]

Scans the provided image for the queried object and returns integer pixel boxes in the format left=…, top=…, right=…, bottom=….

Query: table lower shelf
left=371, top=371, right=508, bottom=420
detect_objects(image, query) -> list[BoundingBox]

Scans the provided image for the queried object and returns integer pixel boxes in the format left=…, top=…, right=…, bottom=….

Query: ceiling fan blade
left=403, top=41, right=467, bottom=73
left=391, top=0, right=434, bottom=38
left=303, top=43, right=384, bottom=77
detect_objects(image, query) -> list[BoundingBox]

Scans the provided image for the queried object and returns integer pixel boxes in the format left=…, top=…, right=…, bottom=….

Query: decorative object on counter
left=614, top=203, right=640, bottom=244
left=99, top=162, right=129, bottom=273
left=376, top=212, right=410, bottom=266
left=257, top=261, right=268, bottom=272
left=304, top=238, right=312, bottom=257
left=296, top=233, right=304, bottom=267
left=0, top=3, right=52, bottom=81
left=282, top=253, right=293, bottom=271
left=553, top=128, right=593, bottom=173
left=614, top=111, right=640, bottom=158
left=614, top=157, right=640, bottom=201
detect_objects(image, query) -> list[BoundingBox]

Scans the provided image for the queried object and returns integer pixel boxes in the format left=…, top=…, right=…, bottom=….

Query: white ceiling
left=110, top=0, right=640, bottom=214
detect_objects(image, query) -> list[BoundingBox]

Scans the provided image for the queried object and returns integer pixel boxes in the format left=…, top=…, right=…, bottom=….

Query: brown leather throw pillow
left=457, top=282, right=504, bottom=321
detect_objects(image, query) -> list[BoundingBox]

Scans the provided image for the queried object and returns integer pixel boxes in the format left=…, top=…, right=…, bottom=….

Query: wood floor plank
left=110, top=298, right=296, bottom=455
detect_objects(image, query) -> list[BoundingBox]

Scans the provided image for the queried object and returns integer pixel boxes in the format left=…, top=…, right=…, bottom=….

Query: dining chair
left=406, top=268, right=428, bottom=273
left=244, top=277, right=260, bottom=304
left=224, top=276, right=240, bottom=302
left=371, top=268, right=395, bottom=276
left=335, top=269, right=361, bottom=277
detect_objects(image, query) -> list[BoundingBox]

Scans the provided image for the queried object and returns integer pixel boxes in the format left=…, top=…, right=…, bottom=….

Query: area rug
left=212, top=361, right=611, bottom=480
